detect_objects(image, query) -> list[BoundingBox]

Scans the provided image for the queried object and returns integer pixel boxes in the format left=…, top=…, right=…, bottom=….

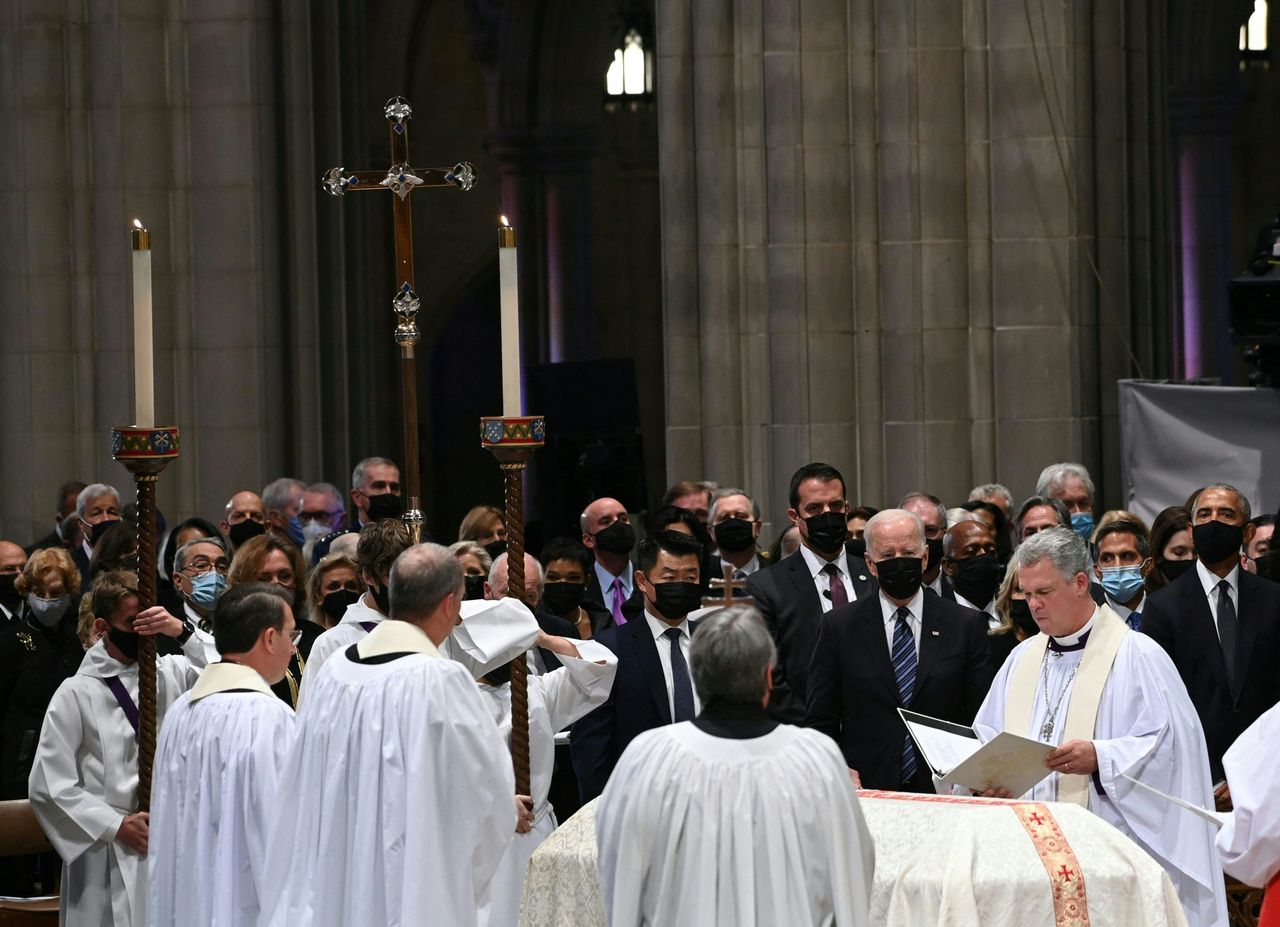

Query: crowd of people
left=0, top=456, right=1278, bottom=926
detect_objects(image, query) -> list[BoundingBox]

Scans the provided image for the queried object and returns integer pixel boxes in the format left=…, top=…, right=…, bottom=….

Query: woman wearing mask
left=305, top=552, right=366, bottom=630
left=988, top=564, right=1038, bottom=670
left=1147, top=506, right=1195, bottom=594
left=227, top=535, right=318, bottom=707
left=449, top=541, right=494, bottom=601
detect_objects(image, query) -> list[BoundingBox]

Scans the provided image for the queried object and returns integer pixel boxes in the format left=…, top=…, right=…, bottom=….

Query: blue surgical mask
left=286, top=515, right=306, bottom=547
left=1099, top=565, right=1145, bottom=603
left=1070, top=511, right=1094, bottom=539
left=188, top=570, right=227, bottom=609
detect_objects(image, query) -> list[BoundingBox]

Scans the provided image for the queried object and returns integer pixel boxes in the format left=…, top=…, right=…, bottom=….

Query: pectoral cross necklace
left=1038, top=655, right=1080, bottom=741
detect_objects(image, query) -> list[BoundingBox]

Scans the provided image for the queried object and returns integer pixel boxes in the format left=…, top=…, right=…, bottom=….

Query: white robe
left=27, top=633, right=211, bottom=927
left=261, top=619, right=515, bottom=927
left=296, top=593, right=384, bottom=704
left=1217, top=700, right=1280, bottom=887
left=478, top=639, right=617, bottom=926
left=974, top=623, right=1228, bottom=927
left=596, top=721, right=875, bottom=927
left=146, top=662, right=295, bottom=927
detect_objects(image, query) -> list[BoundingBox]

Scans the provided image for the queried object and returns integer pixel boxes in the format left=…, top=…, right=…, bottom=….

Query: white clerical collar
left=1052, top=606, right=1101, bottom=647
left=879, top=588, right=924, bottom=625
left=644, top=609, right=691, bottom=641
left=356, top=619, right=442, bottom=659
left=189, top=661, right=274, bottom=702
left=799, top=543, right=848, bottom=580
left=1196, top=559, right=1239, bottom=598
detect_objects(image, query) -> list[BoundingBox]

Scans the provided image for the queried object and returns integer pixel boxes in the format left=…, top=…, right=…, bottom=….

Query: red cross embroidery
left=1029, top=812, right=1045, bottom=825
left=1057, top=865, right=1074, bottom=881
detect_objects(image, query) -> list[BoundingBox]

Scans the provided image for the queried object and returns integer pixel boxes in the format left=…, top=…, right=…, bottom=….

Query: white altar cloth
left=520, top=790, right=1189, bottom=927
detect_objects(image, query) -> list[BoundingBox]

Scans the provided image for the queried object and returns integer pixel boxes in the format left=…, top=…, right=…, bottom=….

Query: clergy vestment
left=261, top=619, right=515, bottom=927
left=478, top=638, right=617, bottom=926
left=294, top=591, right=384, bottom=703
left=27, top=632, right=211, bottom=927
left=1217, top=700, right=1280, bottom=888
left=973, top=606, right=1227, bottom=927
left=596, top=710, right=874, bottom=927
left=147, top=661, right=295, bottom=927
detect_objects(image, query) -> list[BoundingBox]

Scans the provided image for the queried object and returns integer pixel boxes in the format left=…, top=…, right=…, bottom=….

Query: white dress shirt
left=594, top=560, right=634, bottom=602
left=643, top=610, right=700, bottom=720
left=718, top=553, right=762, bottom=581
left=879, top=589, right=924, bottom=659
left=1197, top=560, right=1240, bottom=638
left=1105, top=591, right=1145, bottom=626
left=799, top=545, right=856, bottom=613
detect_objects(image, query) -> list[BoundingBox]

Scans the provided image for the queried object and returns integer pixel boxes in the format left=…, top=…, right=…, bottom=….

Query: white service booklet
left=898, top=708, right=1056, bottom=797
left=1120, top=774, right=1230, bottom=828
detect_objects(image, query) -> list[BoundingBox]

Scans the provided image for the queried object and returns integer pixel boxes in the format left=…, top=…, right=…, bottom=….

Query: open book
left=898, top=709, right=1055, bottom=797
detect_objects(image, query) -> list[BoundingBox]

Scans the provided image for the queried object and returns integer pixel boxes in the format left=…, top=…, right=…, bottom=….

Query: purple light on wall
left=1178, top=147, right=1203, bottom=380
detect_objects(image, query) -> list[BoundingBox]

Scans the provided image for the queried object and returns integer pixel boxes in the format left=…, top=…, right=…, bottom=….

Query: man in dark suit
left=25, top=480, right=85, bottom=556
left=806, top=508, right=993, bottom=791
left=570, top=530, right=703, bottom=802
left=1142, top=483, right=1280, bottom=799
left=579, top=497, right=644, bottom=632
left=69, top=483, right=123, bottom=588
left=900, top=491, right=953, bottom=599
left=746, top=463, right=875, bottom=723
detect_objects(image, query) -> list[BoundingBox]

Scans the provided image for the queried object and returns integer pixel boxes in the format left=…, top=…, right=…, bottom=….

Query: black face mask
left=650, top=581, right=703, bottom=621
left=1160, top=559, right=1195, bottom=583
left=322, top=588, right=361, bottom=623
left=950, top=553, right=1003, bottom=608
left=369, top=580, right=391, bottom=614
left=593, top=520, right=636, bottom=555
left=365, top=493, right=405, bottom=523
left=542, top=580, right=586, bottom=615
left=803, top=512, right=848, bottom=555
left=1192, top=520, right=1245, bottom=566
left=925, top=536, right=944, bottom=573
left=846, top=538, right=867, bottom=560
left=875, top=556, right=923, bottom=601
left=1009, top=599, right=1039, bottom=636
left=228, top=518, right=266, bottom=548
left=0, top=574, right=19, bottom=608
left=463, top=574, right=487, bottom=601
left=108, top=626, right=140, bottom=661
left=89, top=518, right=121, bottom=546
left=483, top=540, right=507, bottom=561
left=713, top=518, right=755, bottom=554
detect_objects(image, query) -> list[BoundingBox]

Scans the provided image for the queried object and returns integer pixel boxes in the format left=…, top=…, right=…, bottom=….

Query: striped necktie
left=892, top=606, right=918, bottom=784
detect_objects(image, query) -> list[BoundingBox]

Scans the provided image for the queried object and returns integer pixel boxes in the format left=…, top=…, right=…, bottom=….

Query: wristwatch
left=175, top=618, right=196, bottom=645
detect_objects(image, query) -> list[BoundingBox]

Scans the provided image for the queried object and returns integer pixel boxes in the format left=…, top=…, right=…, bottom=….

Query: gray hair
left=262, top=477, right=305, bottom=514
left=945, top=507, right=977, bottom=530
left=1015, top=495, right=1071, bottom=531
left=1010, top=526, right=1087, bottom=582
left=174, top=535, right=228, bottom=573
left=305, top=482, right=345, bottom=508
left=863, top=509, right=925, bottom=556
left=899, top=491, right=947, bottom=529
left=76, top=483, right=120, bottom=519
left=351, top=457, right=398, bottom=493
left=708, top=488, right=760, bottom=524
left=969, top=483, right=1013, bottom=511
left=448, top=540, right=493, bottom=574
left=689, top=605, right=777, bottom=706
left=389, top=543, right=463, bottom=620
left=1035, top=463, right=1095, bottom=501
left=1190, top=483, right=1252, bottom=523
left=487, top=551, right=545, bottom=594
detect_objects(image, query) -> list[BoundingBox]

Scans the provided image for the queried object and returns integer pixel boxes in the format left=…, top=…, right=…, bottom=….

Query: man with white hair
left=71, top=483, right=122, bottom=586
left=900, top=491, right=951, bottom=598
left=806, top=509, right=993, bottom=791
left=707, top=487, right=766, bottom=581
left=1035, top=462, right=1096, bottom=540
left=598, top=605, right=874, bottom=927
left=484, top=550, right=575, bottom=674
left=972, top=527, right=1226, bottom=927
left=968, top=483, right=1013, bottom=520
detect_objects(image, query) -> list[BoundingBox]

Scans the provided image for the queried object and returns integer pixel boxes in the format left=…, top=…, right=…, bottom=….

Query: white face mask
left=27, top=593, right=72, bottom=627
left=301, top=520, right=331, bottom=542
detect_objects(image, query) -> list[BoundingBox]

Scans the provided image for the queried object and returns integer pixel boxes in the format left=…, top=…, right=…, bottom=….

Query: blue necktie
left=891, top=607, right=918, bottom=784
left=1126, top=611, right=1142, bottom=632
left=664, top=627, right=696, bottom=722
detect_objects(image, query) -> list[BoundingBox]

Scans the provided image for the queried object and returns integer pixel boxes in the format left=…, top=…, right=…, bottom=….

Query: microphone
left=822, top=589, right=832, bottom=600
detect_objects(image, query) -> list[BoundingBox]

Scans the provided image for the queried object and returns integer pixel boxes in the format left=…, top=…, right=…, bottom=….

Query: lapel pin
left=858, top=575, right=867, bottom=582
left=931, top=630, right=940, bottom=636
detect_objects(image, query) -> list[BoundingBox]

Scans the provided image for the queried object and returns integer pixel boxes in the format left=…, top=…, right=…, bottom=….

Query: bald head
left=487, top=551, right=544, bottom=608
left=0, top=541, right=27, bottom=574
left=388, top=542, right=463, bottom=645
left=580, top=497, right=627, bottom=533
left=943, top=519, right=996, bottom=560
left=222, top=491, right=265, bottom=529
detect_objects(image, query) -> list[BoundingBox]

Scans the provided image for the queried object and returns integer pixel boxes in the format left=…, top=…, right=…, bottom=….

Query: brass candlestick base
left=111, top=425, right=180, bottom=811
left=481, top=415, right=545, bottom=797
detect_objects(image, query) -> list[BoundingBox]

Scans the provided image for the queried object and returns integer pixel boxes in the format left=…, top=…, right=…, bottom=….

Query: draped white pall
left=146, top=662, right=295, bottom=927
left=1217, top=700, right=1280, bottom=888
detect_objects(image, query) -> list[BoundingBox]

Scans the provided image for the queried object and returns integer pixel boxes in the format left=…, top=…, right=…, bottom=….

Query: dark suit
left=569, top=614, right=697, bottom=802
left=583, top=564, right=643, bottom=633
left=931, top=574, right=956, bottom=601
left=1141, top=566, right=1280, bottom=780
left=533, top=607, right=578, bottom=672
left=745, top=551, right=876, bottom=723
left=805, top=591, right=994, bottom=791
left=71, top=545, right=92, bottom=590
left=24, top=529, right=65, bottom=556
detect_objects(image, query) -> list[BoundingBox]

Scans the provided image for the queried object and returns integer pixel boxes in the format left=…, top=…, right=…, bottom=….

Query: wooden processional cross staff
left=702, top=564, right=754, bottom=609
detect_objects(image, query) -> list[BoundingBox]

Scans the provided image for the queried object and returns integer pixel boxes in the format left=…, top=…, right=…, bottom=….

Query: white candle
left=131, top=219, right=155, bottom=428
left=498, top=216, right=522, bottom=416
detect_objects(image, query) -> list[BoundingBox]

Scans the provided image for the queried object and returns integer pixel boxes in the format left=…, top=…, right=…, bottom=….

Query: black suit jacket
left=583, top=565, right=643, bottom=633
left=533, top=607, right=579, bottom=672
left=745, top=551, right=876, bottom=723
left=1140, top=566, right=1280, bottom=779
left=569, top=614, right=697, bottom=802
left=805, top=592, right=994, bottom=791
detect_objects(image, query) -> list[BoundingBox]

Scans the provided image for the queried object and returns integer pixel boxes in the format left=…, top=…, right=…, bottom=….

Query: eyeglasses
left=287, top=628, right=303, bottom=645
left=300, top=510, right=343, bottom=522
left=183, top=558, right=230, bottom=575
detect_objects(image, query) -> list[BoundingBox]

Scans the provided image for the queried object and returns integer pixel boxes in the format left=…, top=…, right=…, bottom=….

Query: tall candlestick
left=130, top=219, right=155, bottom=429
left=498, top=216, right=522, bottom=416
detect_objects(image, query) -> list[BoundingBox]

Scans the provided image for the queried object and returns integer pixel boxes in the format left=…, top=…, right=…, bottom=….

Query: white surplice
left=478, top=639, right=617, bottom=927
left=1217, top=700, right=1280, bottom=887
left=295, top=593, right=384, bottom=704
left=27, top=632, right=211, bottom=927
left=974, top=612, right=1228, bottom=927
left=261, top=619, right=515, bottom=927
left=596, top=722, right=875, bottom=927
left=146, top=662, right=295, bottom=927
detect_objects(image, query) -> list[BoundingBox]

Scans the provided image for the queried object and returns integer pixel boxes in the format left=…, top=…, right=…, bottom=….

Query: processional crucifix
left=322, top=96, right=476, bottom=542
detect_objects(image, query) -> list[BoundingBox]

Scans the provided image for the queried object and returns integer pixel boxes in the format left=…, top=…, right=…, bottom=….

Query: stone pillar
left=657, top=0, right=1165, bottom=526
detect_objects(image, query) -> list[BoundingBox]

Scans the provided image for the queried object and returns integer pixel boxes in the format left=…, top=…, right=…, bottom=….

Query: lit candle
left=498, top=216, right=522, bottom=416
left=131, top=219, right=155, bottom=428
